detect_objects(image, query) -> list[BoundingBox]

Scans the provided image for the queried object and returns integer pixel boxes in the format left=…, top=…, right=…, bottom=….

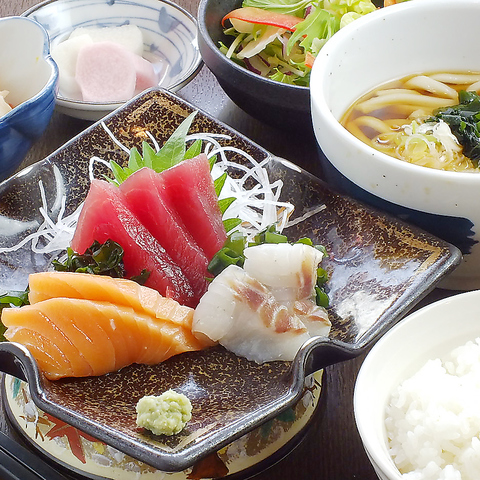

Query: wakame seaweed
left=52, top=239, right=150, bottom=284
left=430, top=90, right=480, bottom=166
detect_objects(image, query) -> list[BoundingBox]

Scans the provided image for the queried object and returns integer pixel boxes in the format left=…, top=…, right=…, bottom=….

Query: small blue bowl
left=0, top=17, right=58, bottom=181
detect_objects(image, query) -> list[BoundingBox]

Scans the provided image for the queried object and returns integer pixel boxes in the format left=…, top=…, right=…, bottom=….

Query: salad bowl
left=0, top=88, right=460, bottom=473
left=197, top=0, right=385, bottom=132
left=197, top=0, right=310, bottom=131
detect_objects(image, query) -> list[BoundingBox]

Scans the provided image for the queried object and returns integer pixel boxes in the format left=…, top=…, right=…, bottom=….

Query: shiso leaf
left=108, top=111, right=198, bottom=185
left=214, top=172, right=228, bottom=196
left=223, top=217, right=243, bottom=234
left=218, top=197, right=236, bottom=215
left=184, top=139, right=203, bottom=160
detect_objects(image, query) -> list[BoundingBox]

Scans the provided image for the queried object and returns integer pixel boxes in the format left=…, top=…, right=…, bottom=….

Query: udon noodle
left=341, top=72, right=480, bottom=172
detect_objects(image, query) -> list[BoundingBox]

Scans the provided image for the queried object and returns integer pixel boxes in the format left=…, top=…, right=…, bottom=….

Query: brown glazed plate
left=0, top=89, right=461, bottom=472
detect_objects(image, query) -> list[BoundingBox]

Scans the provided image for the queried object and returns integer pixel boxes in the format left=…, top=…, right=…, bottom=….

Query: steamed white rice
left=385, top=338, right=480, bottom=480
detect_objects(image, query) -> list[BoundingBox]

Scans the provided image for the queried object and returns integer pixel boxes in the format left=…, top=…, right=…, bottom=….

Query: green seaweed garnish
left=0, top=289, right=30, bottom=341
left=52, top=239, right=150, bottom=284
left=430, top=90, right=480, bottom=166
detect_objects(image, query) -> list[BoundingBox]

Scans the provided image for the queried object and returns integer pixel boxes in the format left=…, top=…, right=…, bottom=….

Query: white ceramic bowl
left=0, top=16, right=58, bottom=180
left=23, top=0, right=202, bottom=121
left=310, top=0, right=480, bottom=290
left=354, top=290, right=480, bottom=480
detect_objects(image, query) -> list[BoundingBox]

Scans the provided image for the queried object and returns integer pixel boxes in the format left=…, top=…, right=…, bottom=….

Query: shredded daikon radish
left=187, top=133, right=296, bottom=235
left=0, top=121, right=324, bottom=259
left=0, top=166, right=83, bottom=255
left=101, top=121, right=130, bottom=154
left=285, top=204, right=327, bottom=227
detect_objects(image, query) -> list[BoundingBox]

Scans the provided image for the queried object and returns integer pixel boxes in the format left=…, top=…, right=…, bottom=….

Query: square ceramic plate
left=0, top=89, right=461, bottom=472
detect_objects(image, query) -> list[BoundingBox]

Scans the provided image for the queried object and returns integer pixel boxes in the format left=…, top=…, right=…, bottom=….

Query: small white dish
left=0, top=16, right=58, bottom=179
left=23, top=0, right=202, bottom=121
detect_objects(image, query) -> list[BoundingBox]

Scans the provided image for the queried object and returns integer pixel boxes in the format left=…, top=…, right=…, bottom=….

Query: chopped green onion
left=315, top=286, right=329, bottom=308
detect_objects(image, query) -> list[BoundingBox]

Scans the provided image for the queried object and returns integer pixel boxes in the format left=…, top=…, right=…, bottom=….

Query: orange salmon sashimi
left=28, top=271, right=199, bottom=331
left=3, top=297, right=207, bottom=380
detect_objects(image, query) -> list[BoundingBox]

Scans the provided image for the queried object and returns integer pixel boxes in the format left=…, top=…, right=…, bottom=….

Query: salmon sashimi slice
left=3, top=297, right=206, bottom=380
left=119, top=167, right=211, bottom=305
left=28, top=271, right=200, bottom=332
left=155, top=154, right=227, bottom=260
left=70, top=179, right=196, bottom=307
left=6, top=327, right=75, bottom=377
left=3, top=305, right=94, bottom=378
left=4, top=298, right=117, bottom=378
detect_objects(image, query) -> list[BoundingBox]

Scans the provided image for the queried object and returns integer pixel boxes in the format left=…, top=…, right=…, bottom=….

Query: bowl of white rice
left=354, top=290, right=480, bottom=480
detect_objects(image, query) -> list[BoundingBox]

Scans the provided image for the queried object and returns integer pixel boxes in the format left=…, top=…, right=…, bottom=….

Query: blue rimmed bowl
left=23, top=0, right=202, bottom=121
left=0, top=16, right=58, bottom=181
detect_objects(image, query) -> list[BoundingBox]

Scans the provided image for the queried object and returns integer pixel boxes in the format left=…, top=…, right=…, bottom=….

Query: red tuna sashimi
left=119, top=167, right=210, bottom=304
left=155, top=154, right=227, bottom=260
left=71, top=179, right=195, bottom=307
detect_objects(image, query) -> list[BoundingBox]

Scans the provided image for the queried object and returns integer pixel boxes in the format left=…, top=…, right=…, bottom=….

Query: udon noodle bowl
left=341, top=72, right=480, bottom=172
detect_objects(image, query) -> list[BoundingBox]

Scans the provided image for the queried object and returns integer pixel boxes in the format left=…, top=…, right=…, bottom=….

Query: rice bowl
left=386, top=338, right=480, bottom=479
left=354, top=290, right=480, bottom=480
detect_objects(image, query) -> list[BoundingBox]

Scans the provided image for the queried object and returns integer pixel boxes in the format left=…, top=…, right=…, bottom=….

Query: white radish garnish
left=51, top=34, right=94, bottom=98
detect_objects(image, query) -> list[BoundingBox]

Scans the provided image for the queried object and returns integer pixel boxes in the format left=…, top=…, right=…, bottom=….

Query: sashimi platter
left=0, top=89, right=461, bottom=475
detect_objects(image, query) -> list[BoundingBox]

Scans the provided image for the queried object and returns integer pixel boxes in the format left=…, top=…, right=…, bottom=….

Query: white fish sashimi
left=292, top=300, right=331, bottom=338
left=243, top=243, right=323, bottom=302
left=193, top=242, right=332, bottom=363
left=193, top=265, right=311, bottom=362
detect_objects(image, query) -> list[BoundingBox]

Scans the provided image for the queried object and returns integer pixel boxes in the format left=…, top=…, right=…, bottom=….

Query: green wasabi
left=136, top=389, right=192, bottom=436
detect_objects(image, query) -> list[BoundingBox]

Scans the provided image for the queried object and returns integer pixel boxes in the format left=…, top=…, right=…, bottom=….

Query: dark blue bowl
left=197, top=0, right=311, bottom=132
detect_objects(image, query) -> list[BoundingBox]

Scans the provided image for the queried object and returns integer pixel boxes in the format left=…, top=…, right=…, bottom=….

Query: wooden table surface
left=0, top=1, right=457, bottom=479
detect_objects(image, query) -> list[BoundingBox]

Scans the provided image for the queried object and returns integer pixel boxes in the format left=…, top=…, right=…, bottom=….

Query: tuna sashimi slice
left=119, top=167, right=210, bottom=304
left=3, top=297, right=205, bottom=380
left=71, top=179, right=195, bottom=307
left=155, top=154, right=227, bottom=260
